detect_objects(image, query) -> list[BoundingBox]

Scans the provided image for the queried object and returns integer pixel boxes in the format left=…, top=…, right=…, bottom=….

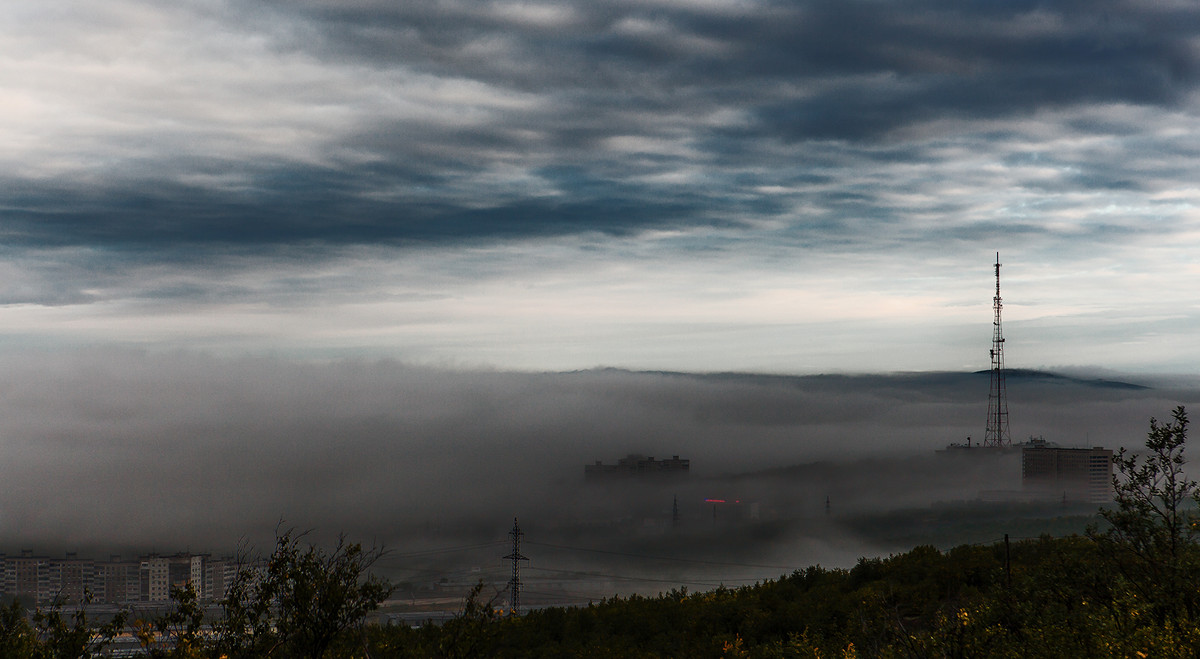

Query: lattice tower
left=984, top=253, right=1011, bottom=448
left=504, top=517, right=529, bottom=614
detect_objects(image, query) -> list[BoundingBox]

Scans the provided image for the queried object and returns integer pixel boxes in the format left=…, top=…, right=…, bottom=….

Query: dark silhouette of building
left=585, top=454, right=689, bottom=481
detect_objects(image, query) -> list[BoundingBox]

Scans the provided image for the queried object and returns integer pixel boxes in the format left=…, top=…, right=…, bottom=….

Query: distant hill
left=976, top=368, right=1150, bottom=390
left=581, top=366, right=1150, bottom=391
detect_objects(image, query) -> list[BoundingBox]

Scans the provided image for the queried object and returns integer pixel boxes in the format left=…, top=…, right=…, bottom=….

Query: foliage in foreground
left=6, top=407, right=1200, bottom=657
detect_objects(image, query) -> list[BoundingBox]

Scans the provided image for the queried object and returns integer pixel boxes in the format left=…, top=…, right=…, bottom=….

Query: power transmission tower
left=504, top=517, right=528, bottom=615
left=983, top=253, right=1011, bottom=448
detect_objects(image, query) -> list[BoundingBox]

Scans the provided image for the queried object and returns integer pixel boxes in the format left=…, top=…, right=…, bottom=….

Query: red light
left=704, top=499, right=726, bottom=503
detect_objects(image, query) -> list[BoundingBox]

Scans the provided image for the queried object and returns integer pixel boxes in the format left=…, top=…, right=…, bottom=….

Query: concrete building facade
left=1022, top=445, right=1114, bottom=503
left=3, top=551, right=50, bottom=603
left=0, top=551, right=251, bottom=605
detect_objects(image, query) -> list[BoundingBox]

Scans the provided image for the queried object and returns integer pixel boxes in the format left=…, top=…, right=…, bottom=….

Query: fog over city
left=2, top=350, right=1195, bottom=585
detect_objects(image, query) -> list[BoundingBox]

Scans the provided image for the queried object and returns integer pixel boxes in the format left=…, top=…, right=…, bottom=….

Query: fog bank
left=0, top=351, right=1192, bottom=564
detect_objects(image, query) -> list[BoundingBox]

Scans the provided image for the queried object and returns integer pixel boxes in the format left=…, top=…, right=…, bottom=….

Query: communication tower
left=983, top=253, right=1011, bottom=448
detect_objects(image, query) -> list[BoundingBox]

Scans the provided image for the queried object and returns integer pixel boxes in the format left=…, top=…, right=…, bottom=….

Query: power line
left=525, top=541, right=802, bottom=571
left=526, top=565, right=770, bottom=588
left=376, top=541, right=507, bottom=563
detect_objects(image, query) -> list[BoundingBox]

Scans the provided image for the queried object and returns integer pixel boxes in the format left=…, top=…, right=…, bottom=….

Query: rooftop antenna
left=984, top=252, right=1011, bottom=448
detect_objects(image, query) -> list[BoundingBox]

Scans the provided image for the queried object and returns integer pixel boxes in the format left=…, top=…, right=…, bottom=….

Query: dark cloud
left=0, top=173, right=747, bottom=251
left=5, top=0, right=1200, bottom=252
left=273, top=0, right=1200, bottom=131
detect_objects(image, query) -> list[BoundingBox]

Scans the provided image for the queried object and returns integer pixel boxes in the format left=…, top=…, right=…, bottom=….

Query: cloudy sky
left=5, top=0, right=1200, bottom=374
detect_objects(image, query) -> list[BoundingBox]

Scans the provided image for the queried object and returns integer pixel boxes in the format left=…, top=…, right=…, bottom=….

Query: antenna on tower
left=984, top=252, right=1011, bottom=448
left=504, top=517, right=529, bottom=615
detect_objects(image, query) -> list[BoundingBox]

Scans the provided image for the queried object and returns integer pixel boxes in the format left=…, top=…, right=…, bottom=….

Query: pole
left=1004, top=533, right=1011, bottom=589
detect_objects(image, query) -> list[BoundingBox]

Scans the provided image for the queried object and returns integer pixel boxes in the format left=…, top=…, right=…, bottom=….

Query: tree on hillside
left=1093, top=406, right=1200, bottom=623
left=211, top=529, right=393, bottom=659
left=435, top=581, right=503, bottom=659
left=135, top=584, right=206, bottom=658
left=0, top=594, right=128, bottom=659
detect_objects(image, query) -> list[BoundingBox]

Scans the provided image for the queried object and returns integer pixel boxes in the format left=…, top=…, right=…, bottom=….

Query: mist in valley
left=0, top=350, right=1193, bottom=602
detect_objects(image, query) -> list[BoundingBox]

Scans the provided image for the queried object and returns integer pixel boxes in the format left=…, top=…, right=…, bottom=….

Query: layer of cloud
left=4, top=0, right=1200, bottom=250
left=1, top=351, right=1194, bottom=558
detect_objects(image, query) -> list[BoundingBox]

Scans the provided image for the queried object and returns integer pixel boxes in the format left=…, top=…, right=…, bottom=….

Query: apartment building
left=1022, top=444, right=1114, bottom=504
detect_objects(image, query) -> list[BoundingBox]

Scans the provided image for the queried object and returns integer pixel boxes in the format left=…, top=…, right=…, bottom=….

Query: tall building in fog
left=50, top=553, right=92, bottom=604
left=99, top=557, right=140, bottom=604
left=3, top=551, right=49, bottom=603
left=1022, top=443, right=1113, bottom=503
left=142, top=556, right=171, bottom=602
left=585, top=454, right=690, bottom=481
left=204, top=557, right=240, bottom=602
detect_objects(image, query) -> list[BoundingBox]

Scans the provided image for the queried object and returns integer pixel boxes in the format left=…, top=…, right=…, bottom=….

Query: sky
left=5, top=0, right=1200, bottom=374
